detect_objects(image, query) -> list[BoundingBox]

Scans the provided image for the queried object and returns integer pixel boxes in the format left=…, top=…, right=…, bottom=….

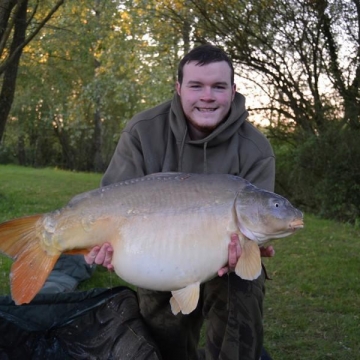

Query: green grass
left=0, top=165, right=359, bottom=359
left=0, top=164, right=127, bottom=294
left=261, top=216, right=360, bottom=359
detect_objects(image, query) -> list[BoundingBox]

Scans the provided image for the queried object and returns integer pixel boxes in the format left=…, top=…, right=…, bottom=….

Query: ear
left=232, top=83, right=236, bottom=101
left=176, top=81, right=181, bottom=96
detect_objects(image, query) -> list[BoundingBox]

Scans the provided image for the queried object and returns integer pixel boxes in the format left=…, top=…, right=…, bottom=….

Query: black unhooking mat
left=0, top=286, right=161, bottom=360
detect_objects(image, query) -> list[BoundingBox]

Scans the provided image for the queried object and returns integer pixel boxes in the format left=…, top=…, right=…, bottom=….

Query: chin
left=192, top=118, right=222, bottom=131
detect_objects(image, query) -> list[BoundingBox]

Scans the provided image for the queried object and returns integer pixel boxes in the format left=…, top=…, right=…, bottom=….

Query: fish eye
left=270, top=198, right=283, bottom=208
left=273, top=200, right=282, bottom=208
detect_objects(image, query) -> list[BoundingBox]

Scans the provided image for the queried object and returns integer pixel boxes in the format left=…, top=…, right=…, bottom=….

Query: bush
left=0, top=145, right=16, bottom=165
left=274, top=125, right=360, bottom=224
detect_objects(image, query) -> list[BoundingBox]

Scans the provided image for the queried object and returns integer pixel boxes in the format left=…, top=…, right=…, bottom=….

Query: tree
left=0, top=0, right=64, bottom=143
left=4, top=0, right=187, bottom=170
left=176, top=0, right=360, bottom=137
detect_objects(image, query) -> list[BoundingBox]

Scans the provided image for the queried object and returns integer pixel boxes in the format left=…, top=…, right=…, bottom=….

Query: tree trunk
left=0, top=0, right=27, bottom=143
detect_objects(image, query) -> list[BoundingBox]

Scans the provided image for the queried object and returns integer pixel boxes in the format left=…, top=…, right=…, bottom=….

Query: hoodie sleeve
left=236, top=120, right=275, bottom=192
left=101, top=130, right=146, bottom=187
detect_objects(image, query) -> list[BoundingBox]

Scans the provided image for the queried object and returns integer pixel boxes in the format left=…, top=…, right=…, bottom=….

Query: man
left=86, top=44, right=275, bottom=360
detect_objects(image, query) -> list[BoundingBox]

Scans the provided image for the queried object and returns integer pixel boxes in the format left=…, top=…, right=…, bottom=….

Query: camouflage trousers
left=137, top=270, right=266, bottom=360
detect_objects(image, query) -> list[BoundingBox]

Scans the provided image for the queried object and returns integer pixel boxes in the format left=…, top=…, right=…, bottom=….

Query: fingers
left=218, top=266, right=229, bottom=277
left=228, top=234, right=240, bottom=269
left=84, top=245, right=101, bottom=264
left=218, top=233, right=242, bottom=277
left=84, top=243, right=114, bottom=271
left=230, top=233, right=241, bottom=265
left=260, top=245, right=275, bottom=257
left=95, top=243, right=114, bottom=266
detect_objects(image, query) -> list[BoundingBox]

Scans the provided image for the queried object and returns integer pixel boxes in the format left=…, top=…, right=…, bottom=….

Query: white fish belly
left=111, top=210, right=233, bottom=291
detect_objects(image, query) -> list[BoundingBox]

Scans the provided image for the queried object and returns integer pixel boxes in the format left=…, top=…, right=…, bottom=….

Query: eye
left=274, top=202, right=280, bottom=208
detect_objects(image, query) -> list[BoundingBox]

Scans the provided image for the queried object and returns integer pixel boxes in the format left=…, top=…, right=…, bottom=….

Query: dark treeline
left=0, top=0, right=359, bottom=224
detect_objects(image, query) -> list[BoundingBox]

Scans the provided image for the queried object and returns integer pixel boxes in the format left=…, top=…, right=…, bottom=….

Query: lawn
left=0, top=165, right=359, bottom=359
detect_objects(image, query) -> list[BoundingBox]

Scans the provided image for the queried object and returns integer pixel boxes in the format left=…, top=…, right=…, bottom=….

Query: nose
left=200, top=87, right=215, bottom=101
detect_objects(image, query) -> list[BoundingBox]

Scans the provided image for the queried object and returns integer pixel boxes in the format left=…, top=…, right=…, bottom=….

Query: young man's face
left=176, top=61, right=236, bottom=139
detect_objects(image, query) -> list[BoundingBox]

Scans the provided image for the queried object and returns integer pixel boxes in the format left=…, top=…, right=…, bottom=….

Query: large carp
left=0, top=173, right=303, bottom=314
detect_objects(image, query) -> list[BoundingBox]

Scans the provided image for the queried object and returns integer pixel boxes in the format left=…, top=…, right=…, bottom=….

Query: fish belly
left=111, top=211, right=232, bottom=291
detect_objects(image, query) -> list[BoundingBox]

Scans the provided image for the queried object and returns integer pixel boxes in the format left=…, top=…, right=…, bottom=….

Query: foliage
left=1, top=0, right=187, bottom=171
left=0, top=165, right=359, bottom=359
left=183, top=0, right=360, bottom=135
left=274, top=124, right=360, bottom=224
left=0, top=0, right=65, bottom=142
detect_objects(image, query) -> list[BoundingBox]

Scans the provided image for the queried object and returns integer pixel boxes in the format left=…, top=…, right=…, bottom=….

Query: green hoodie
left=102, top=92, right=275, bottom=191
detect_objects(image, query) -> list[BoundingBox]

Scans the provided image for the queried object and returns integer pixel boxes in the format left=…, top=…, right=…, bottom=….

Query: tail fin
left=0, top=215, right=60, bottom=305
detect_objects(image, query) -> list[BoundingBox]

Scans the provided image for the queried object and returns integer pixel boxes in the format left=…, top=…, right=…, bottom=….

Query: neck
left=187, top=123, right=211, bottom=140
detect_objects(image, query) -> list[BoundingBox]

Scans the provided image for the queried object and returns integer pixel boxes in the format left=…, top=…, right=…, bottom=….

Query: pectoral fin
left=235, top=238, right=261, bottom=280
left=169, top=297, right=181, bottom=315
left=170, top=282, right=200, bottom=315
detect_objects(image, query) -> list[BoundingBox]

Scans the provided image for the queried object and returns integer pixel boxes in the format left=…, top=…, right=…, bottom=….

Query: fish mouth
left=289, top=219, right=304, bottom=230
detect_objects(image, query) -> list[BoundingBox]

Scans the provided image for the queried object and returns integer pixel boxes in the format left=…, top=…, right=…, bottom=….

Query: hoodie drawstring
left=177, top=130, right=209, bottom=174
left=178, top=129, right=187, bottom=172
left=203, top=142, right=208, bottom=174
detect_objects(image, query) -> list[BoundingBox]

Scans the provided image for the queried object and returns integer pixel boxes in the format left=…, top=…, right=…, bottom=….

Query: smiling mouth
left=196, top=107, right=217, bottom=112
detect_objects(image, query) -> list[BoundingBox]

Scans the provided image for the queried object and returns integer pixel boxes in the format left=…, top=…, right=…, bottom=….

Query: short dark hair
left=177, top=44, right=235, bottom=85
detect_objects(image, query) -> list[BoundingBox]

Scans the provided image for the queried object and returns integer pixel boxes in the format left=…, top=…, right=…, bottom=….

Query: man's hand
left=217, top=234, right=275, bottom=277
left=260, top=245, right=275, bottom=258
left=84, top=242, right=114, bottom=272
left=218, top=233, right=241, bottom=276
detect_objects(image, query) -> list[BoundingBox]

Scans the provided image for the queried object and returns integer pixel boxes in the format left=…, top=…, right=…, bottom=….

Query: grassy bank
left=0, top=165, right=359, bottom=359
left=0, top=165, right=126, bottom=292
